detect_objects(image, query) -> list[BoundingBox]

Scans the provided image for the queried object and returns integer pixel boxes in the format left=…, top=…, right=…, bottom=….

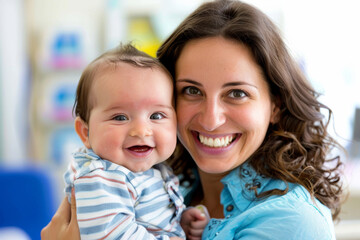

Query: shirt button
left=226, top=204, right=234, bottom=212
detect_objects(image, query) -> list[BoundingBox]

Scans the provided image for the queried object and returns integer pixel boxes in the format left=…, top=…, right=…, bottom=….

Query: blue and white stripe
left=64, top=148, right=185, bottom=240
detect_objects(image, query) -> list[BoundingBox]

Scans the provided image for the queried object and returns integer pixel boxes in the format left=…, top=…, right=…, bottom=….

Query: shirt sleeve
left=73, top=168, right=171, bottom=240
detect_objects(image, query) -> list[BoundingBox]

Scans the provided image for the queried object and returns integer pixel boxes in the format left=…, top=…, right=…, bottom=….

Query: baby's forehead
left=91, top=61, right=173, bottom=90
left=91, top=63, right=174, bottom=104
left=96, top=60, right=170, bottom=77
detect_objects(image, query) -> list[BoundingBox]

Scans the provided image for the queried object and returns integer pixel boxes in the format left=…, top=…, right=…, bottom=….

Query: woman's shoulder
left=226, top=164, right=333, bottom=222
left=207, top=184, right=335, bottom=240
left=240, top=184, right=335, bottom=239
left=249, top=184, right=331, bottom=220
left=280, top=184, right=332, bottom=220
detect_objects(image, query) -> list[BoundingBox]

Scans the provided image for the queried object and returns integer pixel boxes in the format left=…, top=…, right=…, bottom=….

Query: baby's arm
left=181, top=205, right=210, bottom=240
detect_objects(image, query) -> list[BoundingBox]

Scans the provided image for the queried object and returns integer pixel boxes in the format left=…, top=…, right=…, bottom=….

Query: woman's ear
left=270, top=101, right=280, bottom=124
left=74, top=117, right=91, bottom=148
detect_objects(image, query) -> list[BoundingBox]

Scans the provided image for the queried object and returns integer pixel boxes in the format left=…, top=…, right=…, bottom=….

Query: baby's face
left=84, top=62, right=176, bottom=172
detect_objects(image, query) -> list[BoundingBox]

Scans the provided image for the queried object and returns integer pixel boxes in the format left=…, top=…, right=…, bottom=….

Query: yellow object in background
left=128, top=16, right=161, bottom=57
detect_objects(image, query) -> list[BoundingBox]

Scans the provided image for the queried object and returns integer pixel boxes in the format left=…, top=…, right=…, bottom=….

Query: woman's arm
left=41, top=189, right=80, bottom=240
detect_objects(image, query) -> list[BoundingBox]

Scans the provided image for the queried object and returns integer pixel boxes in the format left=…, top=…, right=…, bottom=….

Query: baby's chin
left=126, top=161, right=159, bottom=173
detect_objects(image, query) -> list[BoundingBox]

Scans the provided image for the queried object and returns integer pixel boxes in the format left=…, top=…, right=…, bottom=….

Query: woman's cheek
left=233, top=104, right=271, bottom=129
left=176, top=101, right=194, bottom=125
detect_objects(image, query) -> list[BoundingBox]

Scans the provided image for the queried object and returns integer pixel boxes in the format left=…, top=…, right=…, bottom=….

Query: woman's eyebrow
left=223, top=81, right=258, bottom=89
left=177, top=79, right=258, bottom=89
left=176, top=79, right=203, bottom=87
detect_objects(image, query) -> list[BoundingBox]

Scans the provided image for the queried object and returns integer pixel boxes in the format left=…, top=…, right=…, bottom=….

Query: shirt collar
left=221, top=161, right=273, bottom=212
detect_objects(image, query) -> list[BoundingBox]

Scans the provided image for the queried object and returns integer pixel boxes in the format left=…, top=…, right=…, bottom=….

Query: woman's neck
left=197, top=168, right=228, bottom=218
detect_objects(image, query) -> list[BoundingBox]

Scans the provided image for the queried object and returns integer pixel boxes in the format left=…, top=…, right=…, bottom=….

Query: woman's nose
left=129, top=120, right=152, bottom=137
left=198, top=98, right=226, bottom=131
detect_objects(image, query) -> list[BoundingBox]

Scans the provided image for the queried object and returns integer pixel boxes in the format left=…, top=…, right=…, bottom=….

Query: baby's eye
left=150, top=112, right=165, bottom=120
left=183, top=86, right=202, bottom=96
left=113, top=114, right=128, bottom=121
left=228, top=89, right=247, bottom=99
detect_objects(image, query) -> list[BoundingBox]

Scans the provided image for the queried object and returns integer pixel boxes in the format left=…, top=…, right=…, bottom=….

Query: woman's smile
left=193, top=131, right=239, bottom=148
left=198, top=133, right=237, bottom=148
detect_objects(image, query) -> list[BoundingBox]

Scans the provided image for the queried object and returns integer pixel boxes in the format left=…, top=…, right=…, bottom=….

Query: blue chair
left=0, top=166, right=58, bottom=240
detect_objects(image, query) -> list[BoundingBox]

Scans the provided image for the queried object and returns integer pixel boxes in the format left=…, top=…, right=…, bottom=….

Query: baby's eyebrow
left=104, top=105, right=124, bottom=112
left=154, top=104, right=174, bottom=110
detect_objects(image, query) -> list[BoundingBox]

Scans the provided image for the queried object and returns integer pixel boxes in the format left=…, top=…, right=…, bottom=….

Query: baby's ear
left=74, top=117, right=91, bottom=148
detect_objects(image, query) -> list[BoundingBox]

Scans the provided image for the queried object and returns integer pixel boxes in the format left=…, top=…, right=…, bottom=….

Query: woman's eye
left=228, top=89, right=247, bottom=99
left=150, top=112, right=165, bottom=120
left=184, top=86, right=201, bottom=96
left=113, top=114, right=128, bottom=121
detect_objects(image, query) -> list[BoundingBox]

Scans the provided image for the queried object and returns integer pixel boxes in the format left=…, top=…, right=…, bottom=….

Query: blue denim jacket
left=189, top=162, right=336, bottom=240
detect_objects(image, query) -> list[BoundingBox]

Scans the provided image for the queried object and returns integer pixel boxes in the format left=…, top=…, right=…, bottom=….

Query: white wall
left=247, top=0, right=360, bottom=156
left=281, top=0, right=360, bottom=151
left=0, top=0, right=27, bottom=164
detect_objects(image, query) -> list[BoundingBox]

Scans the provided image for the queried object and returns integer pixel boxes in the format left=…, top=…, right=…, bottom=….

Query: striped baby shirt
left=64, top=148, right=185, bottom=240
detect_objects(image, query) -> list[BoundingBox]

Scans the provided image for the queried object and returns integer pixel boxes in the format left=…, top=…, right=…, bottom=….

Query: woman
left=42, top=0, right=343, bottom=239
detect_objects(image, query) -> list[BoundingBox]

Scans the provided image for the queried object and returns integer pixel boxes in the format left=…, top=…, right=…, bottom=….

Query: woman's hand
left=41, top=189, right=80, bottom=240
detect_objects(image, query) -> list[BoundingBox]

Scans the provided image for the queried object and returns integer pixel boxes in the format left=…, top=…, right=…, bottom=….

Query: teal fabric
left=187, top=162, right=335, bottom=240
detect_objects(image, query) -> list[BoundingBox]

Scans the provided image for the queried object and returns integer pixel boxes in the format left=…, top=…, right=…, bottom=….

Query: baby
left=63, top=43, right=208, bottom=239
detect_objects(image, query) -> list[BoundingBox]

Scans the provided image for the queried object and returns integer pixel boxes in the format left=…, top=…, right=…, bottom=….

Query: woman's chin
left=195, top=160, right=234, bottom=175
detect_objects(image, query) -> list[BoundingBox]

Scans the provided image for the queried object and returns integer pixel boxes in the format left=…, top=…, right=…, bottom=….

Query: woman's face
left=175, top=37, right=279, bottom=174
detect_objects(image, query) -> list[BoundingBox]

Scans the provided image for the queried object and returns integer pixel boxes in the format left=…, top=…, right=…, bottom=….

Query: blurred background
left=0, top=0, right=359, bottom=239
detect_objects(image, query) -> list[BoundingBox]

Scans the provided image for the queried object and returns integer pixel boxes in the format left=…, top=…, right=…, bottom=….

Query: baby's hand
left=194, top=205, right=210, bottom=219
left=181, top=205, right=210, bottom=240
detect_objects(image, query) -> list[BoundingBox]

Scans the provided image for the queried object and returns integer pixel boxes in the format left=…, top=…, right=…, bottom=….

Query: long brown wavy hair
left=157, top=0, right=343, bottom=219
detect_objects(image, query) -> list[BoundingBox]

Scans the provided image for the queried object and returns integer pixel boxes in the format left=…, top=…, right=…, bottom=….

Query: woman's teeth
left=199, top=134, right=234, bottom=147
